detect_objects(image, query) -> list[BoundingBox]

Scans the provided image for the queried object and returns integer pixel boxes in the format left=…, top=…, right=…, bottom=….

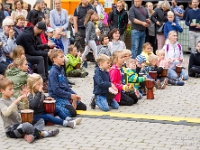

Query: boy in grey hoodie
left=97, top=34, right=111, bottom=56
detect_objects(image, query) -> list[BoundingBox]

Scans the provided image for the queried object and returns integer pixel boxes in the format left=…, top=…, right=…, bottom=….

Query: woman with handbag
left=151, top=0, right=171, bottom=50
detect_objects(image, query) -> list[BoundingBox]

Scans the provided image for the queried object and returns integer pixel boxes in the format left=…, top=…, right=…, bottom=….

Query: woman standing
left=50, top=0, right=69, bottom=54
left=108, top=0, right=128, bottom=41
left=151, top=1, right=171, bottom=50
left=11, top=0, right=28, bottom=22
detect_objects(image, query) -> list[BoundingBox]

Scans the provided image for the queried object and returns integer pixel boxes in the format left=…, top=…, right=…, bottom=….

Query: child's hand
left=19, top=85, right=29, bottom=97
left=111, top=83, right=117, bottom=91
left=71, top=94, right=77, bottom=101
left=77, top=52, right=82, bottom=58
left=45, top=97, right=54, bottom=101
left=123, top=85, right=129, bottom=92
left=76, top=95, right=81, bottom=101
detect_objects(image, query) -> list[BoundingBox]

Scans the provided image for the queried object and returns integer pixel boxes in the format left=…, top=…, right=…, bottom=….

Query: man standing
left=129, top=0, right=150, bottom=58
left=26, top=0, right=45, bottom=26
left=171, top=0, right=184, bottom=23
left=185, top=0, right=200, bottom=52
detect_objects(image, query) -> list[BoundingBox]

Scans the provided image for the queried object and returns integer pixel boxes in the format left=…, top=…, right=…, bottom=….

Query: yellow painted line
left=76, top=110, right=200, bottom=123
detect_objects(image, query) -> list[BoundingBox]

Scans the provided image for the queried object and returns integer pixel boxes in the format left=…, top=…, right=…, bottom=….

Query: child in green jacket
left=66, top=45, right=88, bottom=77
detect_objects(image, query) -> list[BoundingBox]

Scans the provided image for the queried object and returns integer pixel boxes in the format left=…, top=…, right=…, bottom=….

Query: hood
left=23, top=26, right=34, bottom=36
left=6, top=68, right=27, bottom=77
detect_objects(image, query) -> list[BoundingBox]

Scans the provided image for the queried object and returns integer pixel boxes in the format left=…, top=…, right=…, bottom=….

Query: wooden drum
left=161, top=68, right=168, bottom=77
left=149, top=71, right=157, bottom=80
left=176, top=65, right=182, bottom=77
left=43, top=100, right=56, bottom=126
left=145, top=79, right=154, bottom=99
left=21, top=109, right=34, bottom=124
left=106, top=87, right=118, bottom=106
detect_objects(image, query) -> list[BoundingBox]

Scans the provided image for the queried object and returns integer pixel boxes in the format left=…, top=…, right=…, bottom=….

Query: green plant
left=126, top=24, right=131, bottom=35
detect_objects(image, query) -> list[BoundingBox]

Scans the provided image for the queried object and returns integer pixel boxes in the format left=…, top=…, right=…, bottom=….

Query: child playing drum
left=0, top=77, right=59, bottom=143
left=91, top=54, right=119, bottom=111
left=27, top=74, right=82, bottom=128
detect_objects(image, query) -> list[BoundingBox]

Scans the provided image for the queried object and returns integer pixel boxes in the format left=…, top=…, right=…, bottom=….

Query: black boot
left=90, top=96, right=96, bottom=109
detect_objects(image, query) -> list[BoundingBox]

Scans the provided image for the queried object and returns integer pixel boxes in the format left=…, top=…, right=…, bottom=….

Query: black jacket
left=16, top=27, right=48, bottom=56
left=108, top=9, right=128, bottom=35
left=188, top=50, right=200, bottom=72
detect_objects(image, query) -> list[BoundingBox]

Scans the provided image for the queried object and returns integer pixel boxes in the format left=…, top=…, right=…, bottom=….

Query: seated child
left=126, top=59, right=146, bottom=99
left=164, top=11, right=183, bottom=39
left=91, top=54, right=119, bottom=111
left=97, top=34, right=111, bottom=56
left=5, top=57, right=29, bottom=109
left=48, top=49, right=87, bottom=117
left=51, top=28, right=64, bottom=51
left=27, top=73, right=81, bottom=128
left=66, top=45, right=88, bottom=78
left=109, top=50, right=138, bottom=106
left=0, top=77, right=59, bottom=143
left=122, top=49, right=133, bottom=67
left=46, top=27, right=55, bottom=43
left=141, top=42, right=153, bottom=65
left=188, top=41, right=200, bottom=78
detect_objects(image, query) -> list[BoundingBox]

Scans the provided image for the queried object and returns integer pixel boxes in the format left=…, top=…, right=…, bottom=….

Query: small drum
left=139, top=73, right=144, bottom=77
left=149, top=71, right=157, bottom=80
left=74, top=63, right=81, bottom=69
left=21, top=109, right=34, bottom=124
left=145, top=79, right=154, bottom=99
left=43, top=100, right=56, bottom=114
left=106, top=87, right=118, bottom=106
left=176, top=65, right=182, bottom=77
left=161, top=68, right=168, bottom=77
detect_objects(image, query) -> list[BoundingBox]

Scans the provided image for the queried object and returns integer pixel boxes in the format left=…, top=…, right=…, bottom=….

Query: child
left=126, top=59, right=146, bottom=99
left=66, top=45, right=88, bottom=78
left=91, top=54, right=119, bottom=111
left=0, top=77, right=59, bottom=143
left=108, top=28, right=126, bottom=54
left=97, top=34, right=111, bottom=56
left=109, top=51, right=138, bottom=106
left=188, top=41, right=200, bottom=77
left=136, top=55, right=148, bottom=75
left=122, top=49, right=132, bottom=67
left=46, top=27, right=55, bottom=42
left=141, top=42, right=153, bottom=65
left=164, top=11, right=183, bottom=39
left=5, top=57, right=29, bottom=109
left=156, top=49, right=170, bottom=68
left=81, top=9, right=99, bottom=67
left=51, top=28, right=64, bottom=51
left=27, top=74, right=81, bottom=128
left=48, top=49, right=87, bottom=117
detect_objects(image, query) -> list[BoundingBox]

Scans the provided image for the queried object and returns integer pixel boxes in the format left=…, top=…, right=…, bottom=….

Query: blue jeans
left=95, top=95, right=119, bottom=112
left=168, top=68, right=189, bottom=80
left=131, top=30, right=146, bottom=58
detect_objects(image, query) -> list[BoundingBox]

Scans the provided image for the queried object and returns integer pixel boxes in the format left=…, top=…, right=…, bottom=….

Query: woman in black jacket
left=151, top=1, right=171, bottom=50
left=108, top=0, right=128, bottom=41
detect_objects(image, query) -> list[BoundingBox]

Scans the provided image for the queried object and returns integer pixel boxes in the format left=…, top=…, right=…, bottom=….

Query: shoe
left=74, top=118, right=82, bottom=125
left=195, top=73, right=200, bottom=78
left=24, top=134, right=35, bottom=143
left=68, top=80, right=75, bottom=85
left=161, top=78, right=168, bottom=89
left=82, top=61, right=88, bottom=68
left=67, top=120, right=76, bottom=129
left=90, top=96, right=96, bottom=109
left=80, top=72, right=89, bottom=78
left=48, top=129, right=59, bottom=137
left=155, top=79, right=161, bottom=89
left=175, top=81, right=184, bottom=86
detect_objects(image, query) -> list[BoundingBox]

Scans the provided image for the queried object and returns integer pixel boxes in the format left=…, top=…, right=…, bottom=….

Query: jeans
left=131, top=30, right=146, bottom=58
left=189, top=66, right=200, bottom=77
left=95, top=95, right=119, bottom=111
left=168, top=68, right=189, bottom=80
left=0, top=61, right=9, bottom=74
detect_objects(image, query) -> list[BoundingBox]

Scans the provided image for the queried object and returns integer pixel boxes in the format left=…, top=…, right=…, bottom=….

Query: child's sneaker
left=47, top=128, right=59, bottom=137
left=155, top=79, right=161, bottom=89
left=175, top=81, right=184, bottom=86
left=161, top=78, right=168, bottom=89
left=24, top=134, right=35, bottom=143
left=80, top=72, right=89, bottom=78
left=74, top=118, right=82, bottom=125
left=67, top=120, right=76, bottom=129
left=90, top=96, right=96, bottom=109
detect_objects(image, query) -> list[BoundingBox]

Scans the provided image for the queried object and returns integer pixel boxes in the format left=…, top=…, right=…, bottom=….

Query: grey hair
left=35, top=0, right=44, bottom=5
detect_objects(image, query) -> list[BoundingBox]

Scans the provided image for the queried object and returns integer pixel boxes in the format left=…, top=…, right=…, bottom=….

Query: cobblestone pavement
left=1, top=54, right=200, bottom=150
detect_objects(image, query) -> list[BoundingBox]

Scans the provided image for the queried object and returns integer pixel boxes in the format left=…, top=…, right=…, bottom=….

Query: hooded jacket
left=16, top=27, right=48, bottom=56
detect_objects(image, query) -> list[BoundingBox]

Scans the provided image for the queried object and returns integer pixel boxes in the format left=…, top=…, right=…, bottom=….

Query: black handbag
left=156, top=23, right=165, bottom=34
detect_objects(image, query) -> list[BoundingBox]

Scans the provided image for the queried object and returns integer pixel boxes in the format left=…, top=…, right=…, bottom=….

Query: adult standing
left=151, top=1, right=171, bottom=50
left=171, top=0, right=184, bottom=23
left=145, top=2, right=156, bottom=53
left=129, top=0, right=150, bottom=58
left=183, top=2, right=192, bottom=20
left=50, top=0, right=69, bottom=54
left=108, top=0, right=128, bottom=41
left=73, top=0, right=94, bottom=52
left=26, top=0, right=45, bottom=26
left=185, top=0, right=200, bottom=53
left=11, top=0, right=28, bottom=22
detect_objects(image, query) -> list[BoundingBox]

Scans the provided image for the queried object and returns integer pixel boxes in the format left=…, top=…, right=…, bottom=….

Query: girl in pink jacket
left=109, top=51, right=138, bottom=105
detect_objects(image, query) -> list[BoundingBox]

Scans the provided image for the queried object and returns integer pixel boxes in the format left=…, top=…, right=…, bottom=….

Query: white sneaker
left=74, top=118, right=82, bottom=125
